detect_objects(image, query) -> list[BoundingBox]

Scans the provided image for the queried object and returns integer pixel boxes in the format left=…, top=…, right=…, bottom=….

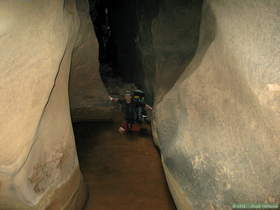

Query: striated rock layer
left=0, top=0, right=105, bottom=209
left=153, top=0, right=280, bottom=209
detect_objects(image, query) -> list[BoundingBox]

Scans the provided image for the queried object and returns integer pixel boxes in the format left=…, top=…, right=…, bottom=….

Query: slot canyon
left=0, top=0, right=279, bottom=210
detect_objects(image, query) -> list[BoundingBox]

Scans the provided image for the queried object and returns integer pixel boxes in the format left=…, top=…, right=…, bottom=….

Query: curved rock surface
left=153, top=0, right=280, bottom=209
left=110, top=0, right=202, bottom=104
left=0, top=0, right=103, bottom=209
left=1, top=0, right=280, bottom=209
left=69, top=0, right=112, bottom=122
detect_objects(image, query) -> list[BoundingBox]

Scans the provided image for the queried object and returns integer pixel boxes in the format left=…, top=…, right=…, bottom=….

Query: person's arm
left=145, top=104, right=153, bottom=111
left=109, top=96, right=119, bottom=102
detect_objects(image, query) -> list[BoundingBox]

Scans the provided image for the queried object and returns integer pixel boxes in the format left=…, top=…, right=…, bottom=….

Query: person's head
left=124, top=90, right=132, bottom=102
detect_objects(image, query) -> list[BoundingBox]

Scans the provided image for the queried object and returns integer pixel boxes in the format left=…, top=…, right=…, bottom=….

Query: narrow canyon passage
left=73, top=122, right=176, bottom=210
left=1, top=0, right=279, bottom=209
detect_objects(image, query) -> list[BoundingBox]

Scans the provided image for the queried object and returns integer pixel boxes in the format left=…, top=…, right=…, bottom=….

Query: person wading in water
left=109, top=90, right=152, bottom=134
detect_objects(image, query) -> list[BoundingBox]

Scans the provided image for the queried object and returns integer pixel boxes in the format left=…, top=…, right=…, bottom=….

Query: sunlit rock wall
left=0, top=0, right=91, bottom=209
left=153, top=0, right=280, bottom=209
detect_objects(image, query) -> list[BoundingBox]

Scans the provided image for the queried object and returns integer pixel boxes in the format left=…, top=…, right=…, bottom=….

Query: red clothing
left=120, top=122, right=141, bottom=132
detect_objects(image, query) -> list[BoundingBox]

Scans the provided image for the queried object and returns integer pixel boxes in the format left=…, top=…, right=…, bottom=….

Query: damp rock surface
left=69, top=0, right=113, bottom=122
left=110, top=0, right=203, bottom=103
left=153, top=0, right=280, bottom=209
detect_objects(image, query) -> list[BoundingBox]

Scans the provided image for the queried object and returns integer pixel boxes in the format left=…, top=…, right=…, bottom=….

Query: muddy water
left=73, top=122, right=176, bottom=210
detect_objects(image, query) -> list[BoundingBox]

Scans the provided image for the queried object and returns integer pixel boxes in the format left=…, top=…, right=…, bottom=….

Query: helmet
left=133, top=89, right=145, bottom=103
left=133, top=89, right=144, bottom=96
left=124, top=90, right=132, bottom=96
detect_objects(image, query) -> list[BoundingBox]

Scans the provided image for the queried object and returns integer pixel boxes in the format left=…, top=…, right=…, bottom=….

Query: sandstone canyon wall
left=153, top=0, right=280, bottom=209
left=0, top=0, right=105, bottom=209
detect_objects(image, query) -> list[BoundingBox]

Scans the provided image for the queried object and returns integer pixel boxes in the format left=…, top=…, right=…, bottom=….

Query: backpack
left=133, top=90, right=146, bottom=123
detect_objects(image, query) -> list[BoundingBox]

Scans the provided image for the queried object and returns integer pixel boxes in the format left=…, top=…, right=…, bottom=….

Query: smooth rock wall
left=147, top=0, right=203, bottom=103
left=153, top=0, right=280, bottom=209
left=110, top=0, right=202, bottom=104
left=0, top=0, right=92, bottom=209
left=69, top=0, right=112, bottom=122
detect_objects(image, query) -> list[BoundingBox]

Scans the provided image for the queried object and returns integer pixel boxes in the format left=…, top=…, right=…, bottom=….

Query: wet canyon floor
left=73, top=122, right=176, bottom=210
